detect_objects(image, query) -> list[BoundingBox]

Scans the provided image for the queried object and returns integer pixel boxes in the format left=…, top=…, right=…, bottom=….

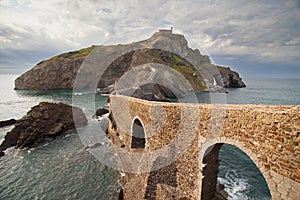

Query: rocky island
left=0, top=102, right=87, bottom=157
left=14, top=30, right=245, bottom=96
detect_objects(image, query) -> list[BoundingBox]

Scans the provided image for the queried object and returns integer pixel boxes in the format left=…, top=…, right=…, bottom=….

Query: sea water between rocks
left=1, top=75, right=300, bottom=200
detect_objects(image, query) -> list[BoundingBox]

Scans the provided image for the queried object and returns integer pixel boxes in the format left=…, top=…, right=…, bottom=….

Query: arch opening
left=131, top=119, right=146, bottom=149
left=201, top=143, right=271, bottom=200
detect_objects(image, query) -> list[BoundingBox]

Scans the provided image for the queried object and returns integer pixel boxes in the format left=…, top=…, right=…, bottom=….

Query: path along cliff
left=14, top=30, right=245, bottom=93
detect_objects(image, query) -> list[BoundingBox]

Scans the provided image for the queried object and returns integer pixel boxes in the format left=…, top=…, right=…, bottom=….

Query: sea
left=0, top=74, right=300, bottom=200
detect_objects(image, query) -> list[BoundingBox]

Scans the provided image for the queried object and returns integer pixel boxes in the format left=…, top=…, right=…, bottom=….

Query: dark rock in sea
left=132, top=83, right=171, bottom=102
left=0, top=119, right=16, bottom=128
left=214, top=183, right=229, bottom=200
left=92, top=108, right=109, bottom=118
left=217, top=66, right=246, bottom=88
left=0, top=102, right=87, bottom=156
left=107, top=184, right=124, bottom=200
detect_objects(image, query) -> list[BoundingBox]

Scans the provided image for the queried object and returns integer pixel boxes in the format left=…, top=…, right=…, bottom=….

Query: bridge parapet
left=108, top=94, right=300, bottom=200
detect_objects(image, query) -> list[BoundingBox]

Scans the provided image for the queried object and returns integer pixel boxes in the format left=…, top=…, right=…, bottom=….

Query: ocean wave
left=218, top=170, right=252, bottom=200
left=3, top=146, right=20, bottom=157
left=97, top=113, right=109, bottom=120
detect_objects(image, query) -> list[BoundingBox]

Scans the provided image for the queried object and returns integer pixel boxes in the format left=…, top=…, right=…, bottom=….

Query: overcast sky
left=0, top=0, right=299, bottom=78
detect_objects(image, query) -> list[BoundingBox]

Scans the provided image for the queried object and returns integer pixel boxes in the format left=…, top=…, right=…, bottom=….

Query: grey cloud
left=180, top=0, right=300, bottom=60
left=285, top=0, right=300, bottom=8
left=0, top=0, right=299, bottom=76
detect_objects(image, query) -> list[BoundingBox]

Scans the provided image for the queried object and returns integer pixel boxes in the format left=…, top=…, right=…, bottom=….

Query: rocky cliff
left=98, top=48, right=207, bottom=94
left=217, top=66, right=246, bottom=88
left=14, top=31, right=245, bottom=91
left=15, top=46, right=95, bottom=90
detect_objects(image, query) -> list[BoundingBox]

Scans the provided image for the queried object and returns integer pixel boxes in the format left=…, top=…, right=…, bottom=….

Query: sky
left=0, top=0, right=299, bottom=78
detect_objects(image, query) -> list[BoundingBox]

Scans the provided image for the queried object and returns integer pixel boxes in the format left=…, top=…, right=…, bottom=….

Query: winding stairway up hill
left=14, top=30, right=246, bottom=92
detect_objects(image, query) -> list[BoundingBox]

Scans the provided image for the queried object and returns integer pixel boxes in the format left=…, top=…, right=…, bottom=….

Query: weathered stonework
left=108, top=95, right=300, bottom=200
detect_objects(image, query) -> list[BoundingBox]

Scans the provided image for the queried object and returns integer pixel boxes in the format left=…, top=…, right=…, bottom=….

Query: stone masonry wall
left=108, top=95, right=300, bottom=200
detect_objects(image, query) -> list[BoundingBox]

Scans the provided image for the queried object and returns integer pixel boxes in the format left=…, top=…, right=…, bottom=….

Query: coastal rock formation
left=98, top=48, right=206, bottom=94
left=0, top=102, right=87, bottom=156
left=14, top=46, right=94, bottom=90
left=217, top=66, right=246, bottom=88
left=132, top=83, right=172, bottom=102
left=0, top=119, right=16, bottom=128
left=15, top=30, right=245, bottom=93
left=92, top=108, right=109, bottom=119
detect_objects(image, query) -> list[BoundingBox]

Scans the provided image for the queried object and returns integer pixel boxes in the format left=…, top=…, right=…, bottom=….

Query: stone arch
left=201, top=143, right=223, bottom=200
left=131, top=118, right=146, bottom=149
left=201, top=142, right=272, bottom=200
left=217, top=139, right=276, bottom=198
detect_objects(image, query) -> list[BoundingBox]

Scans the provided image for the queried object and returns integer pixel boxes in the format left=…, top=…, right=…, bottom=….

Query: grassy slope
left=34, top=46, right=207, bottom=91
left=131, top=49, right=206, bottom=91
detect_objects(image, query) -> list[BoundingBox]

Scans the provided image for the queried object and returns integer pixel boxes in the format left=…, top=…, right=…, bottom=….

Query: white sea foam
left=94, top=113, right=109, bottom=121
left=99, top=113, right=109, bottom=119
left=4, top=146, right=17, bottom=155
left=218, top=170, right=252, bottom=200
left=42, top=142, right=50, bottom=147
left=64, top=134, right=72, bottom=138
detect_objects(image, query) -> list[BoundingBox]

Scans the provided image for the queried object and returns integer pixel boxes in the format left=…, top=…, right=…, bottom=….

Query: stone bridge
left=107, top=94, right=300, bottom=200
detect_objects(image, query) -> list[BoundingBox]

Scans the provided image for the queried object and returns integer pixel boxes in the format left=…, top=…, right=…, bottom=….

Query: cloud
left=285, top=0, right=300, bottom=8
left=0, top=0, right=299, bottom=75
